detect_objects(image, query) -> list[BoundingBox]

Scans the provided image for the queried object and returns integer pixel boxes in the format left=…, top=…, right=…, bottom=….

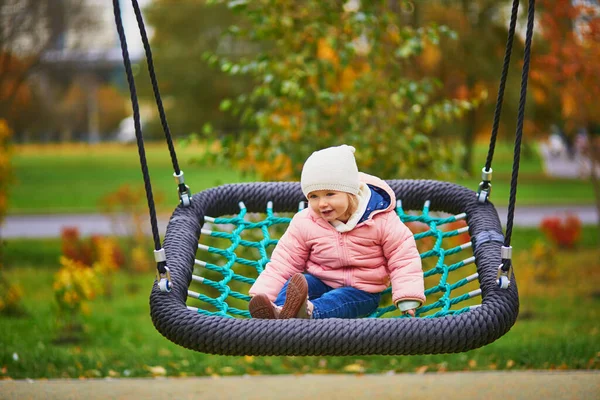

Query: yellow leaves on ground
left=144, top=365, right=167, bottom=377
left=415, top=365, right=429, bottom=374
left=342, top=363, right=365, bottom=373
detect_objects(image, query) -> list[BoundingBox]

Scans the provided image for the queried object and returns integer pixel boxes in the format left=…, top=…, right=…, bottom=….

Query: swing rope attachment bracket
left=477, top=167, right=493, bottom=203
left=174, top=171, right=192, bottom=207
left=154, top=248, right=172, bottom=293
left=496, top=245, right=513, bottom=289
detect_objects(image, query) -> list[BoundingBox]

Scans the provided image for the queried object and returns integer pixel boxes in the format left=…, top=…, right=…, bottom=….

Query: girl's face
left=307, top=190, right=351, bottom=223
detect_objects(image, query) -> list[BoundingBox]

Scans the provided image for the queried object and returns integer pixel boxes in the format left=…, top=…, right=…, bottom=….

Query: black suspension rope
left=112, top=0, right=166, bottom=274
left=504, top=0, right=535, bottom=250
left=130, top=0, right=182, bottom=181
left=483, top=0, right=520, bottom=174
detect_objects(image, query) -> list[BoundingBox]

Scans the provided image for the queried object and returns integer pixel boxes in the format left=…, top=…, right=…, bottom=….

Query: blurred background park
left=0, top=0, right=599, bottom=381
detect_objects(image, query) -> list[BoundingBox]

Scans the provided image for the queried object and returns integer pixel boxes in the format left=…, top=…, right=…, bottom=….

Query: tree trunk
left=589, top=143, right=600, bottom=237
left=460, top=0, right=476, bottom=176
left=462, top=107, right=477, bottom=175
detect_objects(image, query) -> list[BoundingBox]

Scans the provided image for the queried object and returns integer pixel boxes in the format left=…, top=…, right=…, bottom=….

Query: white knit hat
left=301, top=144, right=360, bottom=197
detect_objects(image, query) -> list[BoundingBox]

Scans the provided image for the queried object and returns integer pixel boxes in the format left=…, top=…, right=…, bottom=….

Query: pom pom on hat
left=301, top=144, right=360, bottom=197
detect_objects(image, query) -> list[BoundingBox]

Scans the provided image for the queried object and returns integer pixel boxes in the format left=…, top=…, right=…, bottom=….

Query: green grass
left=1, top=229, right=599, bottom=379
left=8, top=143, right=253, bottom=215
left=6, top=141, right=597, bottom=215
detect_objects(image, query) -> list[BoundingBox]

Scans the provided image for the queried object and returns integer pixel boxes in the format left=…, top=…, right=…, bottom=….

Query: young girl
left=248, top=144, right=425, bottom=319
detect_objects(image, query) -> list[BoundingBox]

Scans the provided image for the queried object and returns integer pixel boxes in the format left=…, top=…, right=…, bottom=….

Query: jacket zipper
left=339, top=232, right=351, bottom=286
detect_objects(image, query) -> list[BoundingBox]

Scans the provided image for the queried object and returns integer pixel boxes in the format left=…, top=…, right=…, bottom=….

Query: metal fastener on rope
left=174, top=171, right=192, bottom=207
left=477, top=167, right=493, bottom=203
left=154, top=248, right=172, bottom=292
left=496, top=245, right=513, bottom=289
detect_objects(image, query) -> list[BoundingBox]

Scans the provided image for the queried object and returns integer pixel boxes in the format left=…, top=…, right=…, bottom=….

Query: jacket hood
left=306, top=172, right=396, bottom=224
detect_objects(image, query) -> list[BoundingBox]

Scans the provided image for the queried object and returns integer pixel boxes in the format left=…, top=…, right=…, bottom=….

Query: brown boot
left=279, top=273, right=310, bottom=319
left=249, top=293, right=278, bottom=319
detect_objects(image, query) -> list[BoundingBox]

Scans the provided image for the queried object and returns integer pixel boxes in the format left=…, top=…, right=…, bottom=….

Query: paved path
left=1, top=205, right=597, bottom=238
left=1, top=371, right=598, bottom=400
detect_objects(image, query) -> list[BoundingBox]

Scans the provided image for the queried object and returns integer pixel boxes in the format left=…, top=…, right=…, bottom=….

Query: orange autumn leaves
left=532, top=0, right=600, bottom=130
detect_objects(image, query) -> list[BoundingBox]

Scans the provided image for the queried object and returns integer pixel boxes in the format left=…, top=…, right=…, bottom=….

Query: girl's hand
left=403, top=309, right=416, bottom=317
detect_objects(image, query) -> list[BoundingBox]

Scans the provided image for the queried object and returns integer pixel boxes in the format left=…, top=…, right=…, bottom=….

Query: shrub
left=204, top=0, right=480, bottom=181
left=0, top=119, right=24, bottom=316
left=53, top=256, right=102, bottom=342
left=540, top=214, right=582, bottom=249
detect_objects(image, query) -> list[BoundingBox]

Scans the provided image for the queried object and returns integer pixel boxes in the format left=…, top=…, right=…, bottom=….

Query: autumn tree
left=141, top=0, right=252, bottom=139
left=0, top=0, right=107, bottom=141
left=408, top=1, right=532, bottom=175
left=531, top=0, right=600, bottom=231
left=201, top=0, right=476, bottom=181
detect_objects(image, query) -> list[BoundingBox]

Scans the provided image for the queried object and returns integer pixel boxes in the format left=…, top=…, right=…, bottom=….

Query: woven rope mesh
left=187, top=200, right=480, bottom=319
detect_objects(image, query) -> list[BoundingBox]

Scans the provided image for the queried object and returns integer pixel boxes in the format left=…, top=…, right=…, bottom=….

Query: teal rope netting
left=187, top=200, right=480, bottom=319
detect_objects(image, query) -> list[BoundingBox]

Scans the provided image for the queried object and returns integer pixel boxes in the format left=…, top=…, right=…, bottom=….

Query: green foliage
left=204, top=0, right=477, bottom=180
left=141, top=0, right=252, bottom=139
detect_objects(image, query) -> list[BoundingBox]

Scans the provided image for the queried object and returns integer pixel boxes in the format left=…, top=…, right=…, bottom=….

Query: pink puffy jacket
left=249, top=173, right=425, bottom=306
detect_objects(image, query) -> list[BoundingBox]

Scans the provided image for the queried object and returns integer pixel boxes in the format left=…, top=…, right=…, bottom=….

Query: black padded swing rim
left=150, top=179, right=518, bottom=356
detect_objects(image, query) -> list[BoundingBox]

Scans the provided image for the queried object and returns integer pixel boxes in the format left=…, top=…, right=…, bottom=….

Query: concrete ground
left=1, top=371, right=598, bottom=400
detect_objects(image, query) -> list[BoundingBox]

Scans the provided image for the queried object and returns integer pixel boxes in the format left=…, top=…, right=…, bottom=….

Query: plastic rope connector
left=174, top=171, right=192, bottom=207
left=154, top=249, right=172, bottom=292
left=477, top=167, right=493, bottom=203
left=496, top=245, right=513, bottom=289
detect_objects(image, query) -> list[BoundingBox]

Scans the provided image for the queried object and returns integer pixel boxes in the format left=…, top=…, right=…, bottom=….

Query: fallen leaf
left=85, top=369, right=102, bottom=378
left=506, top=360, right=515, bottom=368
left=415, top=365, right=428, bottom=374
left=158, top=348, right=172, bottom=357
left=219, top=366, right=234, bottom=374
left=145, top=365, right=167, bottom=376
left=343, top=363, right=365, bottom=373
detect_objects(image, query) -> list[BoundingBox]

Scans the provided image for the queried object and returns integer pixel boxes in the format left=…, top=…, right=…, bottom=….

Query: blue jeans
left=274, top=273, right=381, bottom=319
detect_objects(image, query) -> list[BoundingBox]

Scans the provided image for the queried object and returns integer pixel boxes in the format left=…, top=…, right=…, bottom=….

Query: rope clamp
left=477, top=167, right=493, bottom=203
left=496, top=245, right=513, bottom=289
left=154, top=249, right=172, bottom=292
left=174, top=171, right=192, bottom=207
